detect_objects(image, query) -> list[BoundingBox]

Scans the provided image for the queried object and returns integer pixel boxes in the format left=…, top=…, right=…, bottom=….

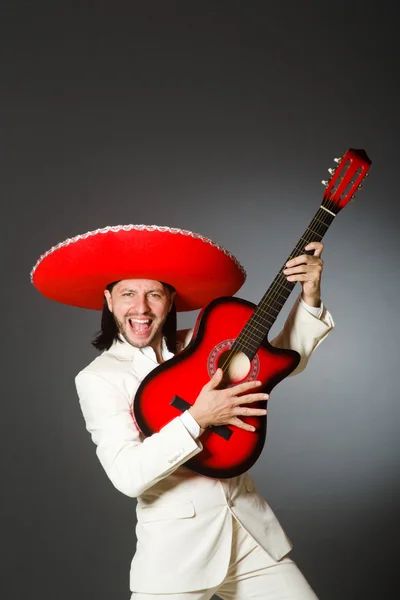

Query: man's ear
left=104, top=289, right=113, bottom=312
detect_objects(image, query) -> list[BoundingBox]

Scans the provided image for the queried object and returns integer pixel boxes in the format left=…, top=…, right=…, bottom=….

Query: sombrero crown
left=31, top=224, right=246, bottom=312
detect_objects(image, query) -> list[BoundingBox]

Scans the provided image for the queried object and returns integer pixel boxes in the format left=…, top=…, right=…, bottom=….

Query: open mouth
left=128, top=318, right=153, bottom=336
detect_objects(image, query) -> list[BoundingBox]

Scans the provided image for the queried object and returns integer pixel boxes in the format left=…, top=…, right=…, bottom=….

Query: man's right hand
left=188, top=368, right=269, bottom=432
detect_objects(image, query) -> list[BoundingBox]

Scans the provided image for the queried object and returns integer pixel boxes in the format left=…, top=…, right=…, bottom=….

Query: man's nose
left=134, top=294, right=150, bottom=313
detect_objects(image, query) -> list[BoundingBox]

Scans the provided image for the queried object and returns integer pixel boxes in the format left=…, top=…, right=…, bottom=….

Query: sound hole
left=217, top=350, right=251, bottom=384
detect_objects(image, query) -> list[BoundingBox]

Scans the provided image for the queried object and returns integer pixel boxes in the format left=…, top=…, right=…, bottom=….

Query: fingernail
left=264, top=394, right=269, bottom=399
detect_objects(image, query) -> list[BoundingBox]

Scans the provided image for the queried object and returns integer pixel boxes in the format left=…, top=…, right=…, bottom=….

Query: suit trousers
left=130, top=515, right=318, bottom=600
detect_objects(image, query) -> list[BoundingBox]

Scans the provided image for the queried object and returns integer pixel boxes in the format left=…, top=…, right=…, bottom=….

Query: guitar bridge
left=170, top=395, right=232, bottom=441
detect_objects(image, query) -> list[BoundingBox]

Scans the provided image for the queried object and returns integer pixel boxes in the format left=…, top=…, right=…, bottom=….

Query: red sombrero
left=31, top=224, right=246, bottom=312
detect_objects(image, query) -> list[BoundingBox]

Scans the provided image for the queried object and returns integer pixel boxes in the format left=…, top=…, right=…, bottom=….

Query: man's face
left=104, top=279, right=175, bottom=350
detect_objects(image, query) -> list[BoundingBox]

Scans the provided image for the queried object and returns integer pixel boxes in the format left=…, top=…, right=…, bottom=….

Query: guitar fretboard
left=232, top=206, right=336, bottom=360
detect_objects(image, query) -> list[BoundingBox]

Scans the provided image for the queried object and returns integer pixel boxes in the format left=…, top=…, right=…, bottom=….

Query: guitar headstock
left=321, top=148, right=371, bottom=214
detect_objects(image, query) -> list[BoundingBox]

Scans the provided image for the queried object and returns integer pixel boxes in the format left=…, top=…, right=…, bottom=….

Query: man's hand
left=189, top=369, right=269, bottom=432
left=283, top=241, right=324, bottom=307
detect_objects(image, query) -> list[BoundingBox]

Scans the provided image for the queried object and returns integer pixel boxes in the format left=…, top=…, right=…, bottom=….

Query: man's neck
left=117, top=332, right=166, bottom=363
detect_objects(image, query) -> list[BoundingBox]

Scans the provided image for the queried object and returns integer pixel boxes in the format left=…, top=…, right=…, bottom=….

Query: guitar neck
left=233, top=205, right=336, bottom=360
left=229, top=147, right=371, bottom=362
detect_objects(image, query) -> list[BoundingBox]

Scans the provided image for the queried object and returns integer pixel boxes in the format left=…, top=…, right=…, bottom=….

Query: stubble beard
left=114, top=314, right=165, bottom=349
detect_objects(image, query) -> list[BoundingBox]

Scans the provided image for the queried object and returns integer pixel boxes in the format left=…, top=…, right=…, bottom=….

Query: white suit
left=76, top=295, right=334, bottom=594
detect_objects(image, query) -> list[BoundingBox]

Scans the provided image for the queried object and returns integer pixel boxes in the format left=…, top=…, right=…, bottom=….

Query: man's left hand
left=283, top=242, right=324, bottom=308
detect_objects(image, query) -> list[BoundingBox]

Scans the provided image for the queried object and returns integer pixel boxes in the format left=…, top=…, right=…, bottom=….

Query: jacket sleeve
left=75, top=369, right=203, bottom=498
left=269, top=294, right=334, bottom=376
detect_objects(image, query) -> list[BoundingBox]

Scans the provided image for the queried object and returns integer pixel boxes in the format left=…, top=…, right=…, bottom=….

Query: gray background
left=2, top=2, right=399, bottom=599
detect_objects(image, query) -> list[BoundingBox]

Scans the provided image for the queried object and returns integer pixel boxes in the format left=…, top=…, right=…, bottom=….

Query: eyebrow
left=119, top=287, right=165, bottom=294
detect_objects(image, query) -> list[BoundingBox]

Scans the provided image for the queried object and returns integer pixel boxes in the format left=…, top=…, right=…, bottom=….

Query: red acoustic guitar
left=134, top=149, right=371, bottom=478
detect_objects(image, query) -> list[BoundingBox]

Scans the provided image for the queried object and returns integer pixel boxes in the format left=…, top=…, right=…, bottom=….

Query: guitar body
left=134, top=296, right=300, bottom=478
left=135, top=148, right=372, bottom=478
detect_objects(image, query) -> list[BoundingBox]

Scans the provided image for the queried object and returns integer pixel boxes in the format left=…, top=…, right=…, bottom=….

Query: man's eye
left=123, top=293, right=134, bottom=297
left=150, top=293, right=161, bottom=298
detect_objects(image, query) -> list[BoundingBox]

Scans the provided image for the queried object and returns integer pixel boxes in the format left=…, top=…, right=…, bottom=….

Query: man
left=31, top=224, right=334, bottom=599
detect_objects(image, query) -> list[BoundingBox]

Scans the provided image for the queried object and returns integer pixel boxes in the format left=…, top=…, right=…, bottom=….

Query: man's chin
left=122, top=329, right=156, bottom=349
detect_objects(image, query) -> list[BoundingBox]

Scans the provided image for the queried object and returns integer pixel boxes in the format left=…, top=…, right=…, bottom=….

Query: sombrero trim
left=30, top=224, right=247, bottom=282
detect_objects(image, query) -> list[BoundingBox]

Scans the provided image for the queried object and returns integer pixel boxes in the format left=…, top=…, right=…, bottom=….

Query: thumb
left=204, top=368, right=224, bottom=391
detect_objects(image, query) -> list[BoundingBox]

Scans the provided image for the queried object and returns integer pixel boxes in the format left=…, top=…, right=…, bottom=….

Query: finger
left=233, top=406, right=267, bottom=416
left=284, top=264, right=309, bottom=275
left=285, top=255, right=307, bottom=268
left=304, top=241, right=324, bottom=257
left=203, top=368, right=224, bottom=392
left=232, top=392, right=269, bottom=406
left=284, top=264, right=322, bottom=278
left=287, top=269, right=323, bottom=283
left=229, top=380, right=264, bottom=396
left=229, top=417, right=256, bottom=433
left=285, top=255, right=322, bottom=268
left=286, top=273, right=318, bottom=282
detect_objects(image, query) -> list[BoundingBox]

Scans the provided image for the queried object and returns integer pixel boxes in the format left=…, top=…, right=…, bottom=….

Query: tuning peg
left=328, top=167, right=336, bottom=175
left=334, top=157, right=342, bottom=163
left=321, top=180, right=329, bottom=187
left=358, top=184, right=363, bottom=190
left=350, top=195, right=356, bottom=202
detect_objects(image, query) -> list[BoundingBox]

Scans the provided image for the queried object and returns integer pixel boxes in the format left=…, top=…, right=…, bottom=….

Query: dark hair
left=92, top=281, right=177, bottom=353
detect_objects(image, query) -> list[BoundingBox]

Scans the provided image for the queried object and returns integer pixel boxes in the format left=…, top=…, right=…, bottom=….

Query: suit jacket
left=76, top=294, right=334, bottom=593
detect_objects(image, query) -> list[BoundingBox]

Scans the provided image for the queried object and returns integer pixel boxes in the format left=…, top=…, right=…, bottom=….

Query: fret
left=240, top=320, right=271, bottom=337
left=258, top=304, right=280, bottom=316
left=245, top=315, right=274, bottom=330
left=266, top=290, right=287, bottom=304
left=237, top=321, right=272, bottom=341
left=248, top=310, right=276, bottom=325
left=314, top=216, right=330, bottom=227
left=275, top=282, right=293, bottom=294
left=260, top=296, right=285, bottom=310
left=233, top=338, right=260, bottom=354
left=239, top=339, right=259, bottom=352
left=240, top=323, right=268, bottom=336
left=306, top=227, right=323, bottom=238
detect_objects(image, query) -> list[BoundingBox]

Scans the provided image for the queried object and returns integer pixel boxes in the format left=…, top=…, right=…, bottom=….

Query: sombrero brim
left=31, top=225, right=246, bottom=312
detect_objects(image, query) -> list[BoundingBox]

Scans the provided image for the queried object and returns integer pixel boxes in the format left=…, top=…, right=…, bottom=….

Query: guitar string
left=236, top=214, right=330, bottom=337
left=219, top=211, right=331, bottom=373
left=234, top=194, right=340, bottom=352
left=214, top=157, right=367, bottom=435
left=219, top=203, right=335, bottom=366
left=219, top=157, right=367, bottom=373
left=218, top=191, right=341, bottom=375
left=222, top=166, right=358, bottom=369
left=220, top=216, right=328, bottom=359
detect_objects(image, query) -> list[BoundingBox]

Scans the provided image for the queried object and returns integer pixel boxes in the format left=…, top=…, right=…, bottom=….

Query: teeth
left=129, top=319, right=151, bottom=324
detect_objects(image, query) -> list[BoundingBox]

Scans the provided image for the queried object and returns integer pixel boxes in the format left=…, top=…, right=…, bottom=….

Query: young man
left=32, top=224, right=334, bottom=599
